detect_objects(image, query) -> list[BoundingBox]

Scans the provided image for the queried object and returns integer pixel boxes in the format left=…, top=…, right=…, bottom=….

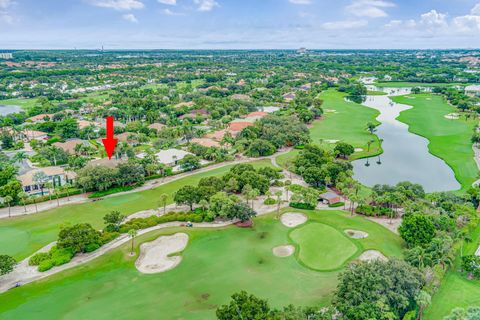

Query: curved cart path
left=0, top=150, right=292, bottom=220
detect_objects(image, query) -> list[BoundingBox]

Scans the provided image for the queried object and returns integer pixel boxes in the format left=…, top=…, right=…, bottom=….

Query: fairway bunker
left=344, top=229, right=368, bottom=239
left=444, top=113, right=459, bottom=120
left=272, top=245, right=295, bottom=257
left=280, top=212, right=307, bottom=228
left=358, top=250, right=387, bottom=262
left=135, top=233, right=189, bottom=274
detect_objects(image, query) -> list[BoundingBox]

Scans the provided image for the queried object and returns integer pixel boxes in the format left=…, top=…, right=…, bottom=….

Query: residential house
left=191, top=138, right=221, bottom=148
left=283, top=92, right=296, bottom=102
left=53, top=139, right=90, bottom=155
left=26, top=113, right=53, bottom=123
left=466, top=85, right=480, bottom=97
left=148, top=123, right=166, bottom=132
left=22, top=129, right=48, bottom=142
left=18, top=166, right=76, bottom=195
left=319, top=191, right=342, bottom=205
left=137, top=149, right=194, bottom=166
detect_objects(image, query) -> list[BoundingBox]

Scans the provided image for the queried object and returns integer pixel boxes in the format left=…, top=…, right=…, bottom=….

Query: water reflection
left=352, top=87, right=460, bottom=192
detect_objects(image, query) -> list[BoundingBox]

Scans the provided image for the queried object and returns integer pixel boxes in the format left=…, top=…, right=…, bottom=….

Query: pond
left=351, top=87, right=460, bottom=192
left=0, top=104, right=22, bottom=116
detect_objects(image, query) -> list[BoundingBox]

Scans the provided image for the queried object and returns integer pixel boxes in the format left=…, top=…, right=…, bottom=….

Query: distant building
left=22, top=129, right=48, bottom=142
left=465, top=85, right=480, bottom=97
left=53, top=139, right=90, bottom=154
left=0, top=53, right=13, bottom=59
left=137, top=149, right=194, bottom=166
left=26, top=113, right=53, bottom=123
left=191, top=138, right=221, bottom=148
left=283, top=92, right=296, bottom=102
left=319, top=191, right=342, bottom=205
left=297, top=48, right=307, bottom=55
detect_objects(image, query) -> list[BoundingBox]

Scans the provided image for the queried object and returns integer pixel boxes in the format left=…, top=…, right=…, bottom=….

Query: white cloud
left=194, top=0, right=219, bottom=12
left=122, top=13, right=138, bottom=22
left=289, top=0, right=312, bottom=4
left=158, top=0, right=177, bottom=5
left=346, top=0, right=395, bottom=18
left=322, top=19, right=368, bottom=30
left=420, top=10, right=448, bottom=29
left=472, top=3, right=480, bottom=15
left=162, top=8, right=184, bottom=15
left=88, top=0, right=144, bottom=11
left=0, top=0, right=13, bottom=9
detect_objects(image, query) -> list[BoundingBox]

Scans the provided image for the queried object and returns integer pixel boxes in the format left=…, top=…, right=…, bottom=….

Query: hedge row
left=119, top=211, right=210, bottom=233
left=356, top=204, right=393, bottom=217
left=289, top=202, right=316, bottom=210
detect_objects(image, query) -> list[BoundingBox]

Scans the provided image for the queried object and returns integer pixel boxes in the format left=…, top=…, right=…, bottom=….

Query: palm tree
left=275, top=190, right=283, bottom=217
left=248, top=189, right=260, bottom=210
left=33, top=171, right=49, bottom=196
left=62, top=183, right=72, bottom=201
left=128, top=229, right=138, bottom=256
left=3, top=195, right=13, bottom=218
left=159, top=193, right=169, bottom=215
left=415, top=290, right=431, bottom=320
left=18, top=191, right=28, bottom=213
left=284, top=180, right=292, bottom=201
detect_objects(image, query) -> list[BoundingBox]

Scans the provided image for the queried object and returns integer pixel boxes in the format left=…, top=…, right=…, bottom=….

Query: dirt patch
left=135, top=233, right=189, bottom=274
left=344, top=229, right=368, bottom=239
left=358, top=250, right=387, bottom=262
left=280, top=212, right=307, bottom=228
left=272, top=245, right=295, bottom=257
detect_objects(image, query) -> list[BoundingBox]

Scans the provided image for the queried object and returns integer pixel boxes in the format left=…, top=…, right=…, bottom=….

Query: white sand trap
left=135, top=233, right=189, bottom=274
left=324, top=139, right=339, bottom=144
left=358, top=250, right=387, bottom=262
left=345, top=229, right=369, bottom=239
left=281, top=212, right=307, bottom=228
left=354, top=148, right=364, bottom=152
left=325, top=109, right=337, bottom=113
left=475, top=245, right=480, bottom=257
left=445, top=113, right=459, bottom=120
left=273, top=245, right=295, bottom=257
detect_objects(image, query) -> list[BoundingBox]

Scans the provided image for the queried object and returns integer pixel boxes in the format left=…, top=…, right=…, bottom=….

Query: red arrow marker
left=102, top=116, right=118, bottom=159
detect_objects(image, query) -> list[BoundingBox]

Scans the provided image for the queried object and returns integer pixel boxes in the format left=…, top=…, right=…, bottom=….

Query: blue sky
left=0, top=0, right=480, bottom=49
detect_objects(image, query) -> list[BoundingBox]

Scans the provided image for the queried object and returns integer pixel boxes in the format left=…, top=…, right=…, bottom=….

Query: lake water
left=352, top=87, right=460, bottom=192
left=0, top=104, right=22, bottom=116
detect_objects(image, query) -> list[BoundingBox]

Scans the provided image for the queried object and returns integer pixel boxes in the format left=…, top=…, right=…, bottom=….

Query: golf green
left=0, top=210, right=403, bottom=320
left=290, top=223, right=358, bottom=271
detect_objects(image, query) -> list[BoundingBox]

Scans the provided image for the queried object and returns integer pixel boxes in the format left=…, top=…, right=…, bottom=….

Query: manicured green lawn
left=425, top=221, right=480, bottom=319
left=0, top=160, right=272, bottom=260
left=0, top=210, right=403, bottom=320
left=375, top=82, right=467, bottom=88
left=290, top=223, right=358, bottom=271
left=393, top=94, right=478, bottom=192
left=0, top=98, right=39, bottom=110
left=312, top=90, right=382, bottom=160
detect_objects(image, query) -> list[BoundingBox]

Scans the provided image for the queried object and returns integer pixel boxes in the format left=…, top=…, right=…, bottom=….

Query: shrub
left=289, top=202, right=315, bottom=210
left=329, top=202, right=345, bottom=208
left=263, top=198, right=276, bottom=205
left=29, top=252, right=50, bottom=266
left=35, top=246, right=74, bottom=272
left=88, top=185, right=137, bottom=198
left=356, top=204, right=393, bottom=217
left=38, top=259, right=55, bottom=272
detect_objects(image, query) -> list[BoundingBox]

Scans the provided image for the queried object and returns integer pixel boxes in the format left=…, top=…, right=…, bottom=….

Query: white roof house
left=137, top=149, right=193, bottom=166
left=466, top=85, right=480, bottom=96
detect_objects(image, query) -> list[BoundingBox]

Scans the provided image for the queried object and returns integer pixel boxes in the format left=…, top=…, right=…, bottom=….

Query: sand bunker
left=475, top=245, right=480, bottom=257
left=280, top=212, right=307, bottom=228
left=358, top=250, right=387, bottom=262
left=325, top=109, right=337, bottom=113
left=324, top=139, right=339, bottom=144
left=272, top=245, right=295, bottom=257
left=354, top=148, right=364, bottom=152
left=135, top=233, right=189, bottom=274
left=445, top=113, right=459, bottom=120
left=345, top=229, right=369, bottom=239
